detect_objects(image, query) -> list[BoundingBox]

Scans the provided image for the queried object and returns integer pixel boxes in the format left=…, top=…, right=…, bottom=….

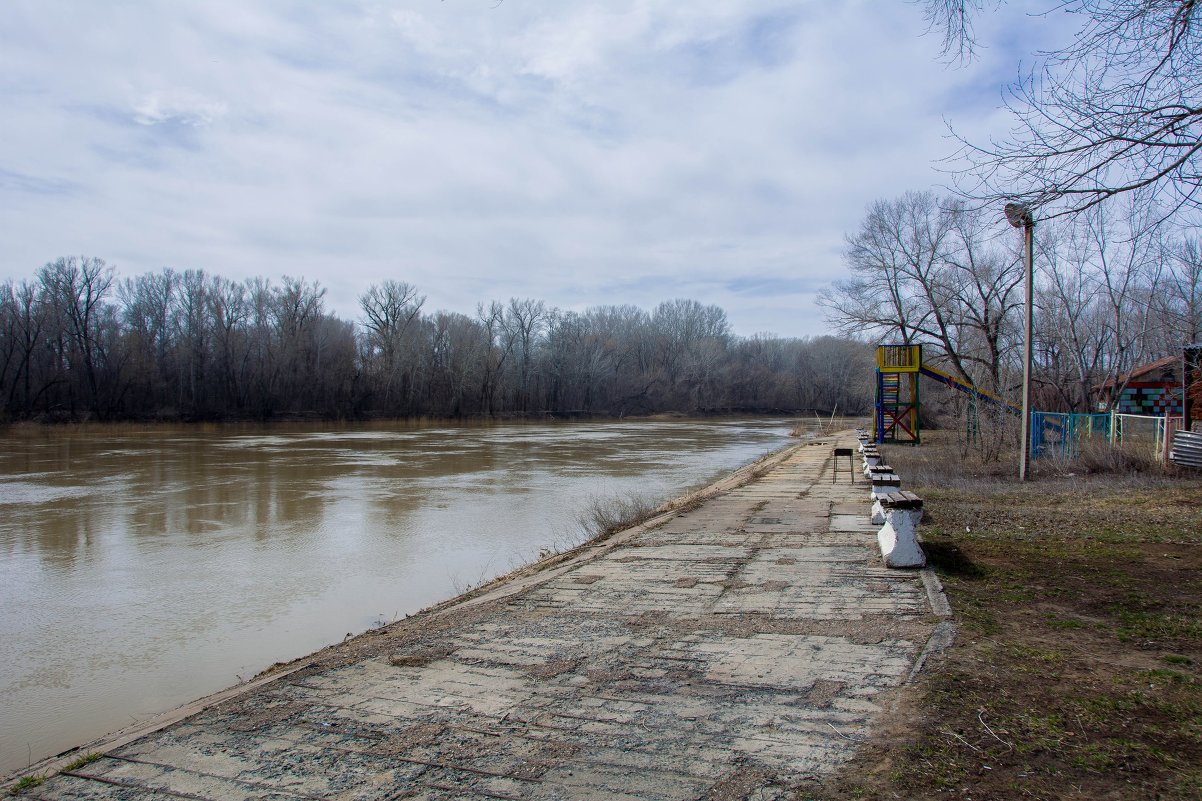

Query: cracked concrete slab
left=18, top=434, right=948, bottom=801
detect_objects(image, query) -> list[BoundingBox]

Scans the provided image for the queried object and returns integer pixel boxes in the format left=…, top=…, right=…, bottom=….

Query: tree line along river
left=0, top=417, right=795, bottom=776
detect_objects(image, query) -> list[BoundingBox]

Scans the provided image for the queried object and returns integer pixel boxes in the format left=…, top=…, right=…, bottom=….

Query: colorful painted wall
left=1116, top=382, right=1184, bottom=415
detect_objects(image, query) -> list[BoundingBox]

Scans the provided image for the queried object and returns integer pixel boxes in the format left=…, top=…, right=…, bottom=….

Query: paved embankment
left=16, top=435, right=951, bottom=800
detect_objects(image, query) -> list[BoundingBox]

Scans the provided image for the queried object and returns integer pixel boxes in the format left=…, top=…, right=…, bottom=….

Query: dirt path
left=15, top=435, right=950, bottom=800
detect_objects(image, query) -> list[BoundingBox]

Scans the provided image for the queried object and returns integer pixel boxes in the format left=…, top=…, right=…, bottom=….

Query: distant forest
left=0, top=256, right=873, bottom=422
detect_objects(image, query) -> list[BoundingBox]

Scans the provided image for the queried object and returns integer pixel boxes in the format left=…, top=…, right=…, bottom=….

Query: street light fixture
left=1005, top=202, right=1035, bottom=481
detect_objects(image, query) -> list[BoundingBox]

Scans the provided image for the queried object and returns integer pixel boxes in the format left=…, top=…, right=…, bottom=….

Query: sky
left=0, top=1, right=1069, bottom=338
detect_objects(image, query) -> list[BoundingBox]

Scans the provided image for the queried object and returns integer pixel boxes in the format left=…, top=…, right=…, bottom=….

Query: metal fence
left=1031, top=411, right=1182, bottom=463
left=1030, top=412, right=1110, bottom=458
left=1111, top=413, right=1175, bottom=461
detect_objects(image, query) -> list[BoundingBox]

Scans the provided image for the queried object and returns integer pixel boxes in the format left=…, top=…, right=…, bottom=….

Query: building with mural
left=1094, top=355, right=1185, bottom=416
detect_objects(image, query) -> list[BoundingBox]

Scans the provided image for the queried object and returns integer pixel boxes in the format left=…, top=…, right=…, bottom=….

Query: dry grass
left=1042, top=436, right=1161, bottom=476
left=576, top=493, right=660, bottom=539
left=790, top=415, right=870, bottom=439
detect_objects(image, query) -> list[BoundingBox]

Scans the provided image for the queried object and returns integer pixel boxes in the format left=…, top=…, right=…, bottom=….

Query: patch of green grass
left=62, top=752, right=102, bottom=771
left=1045, top=614, right=1085, bottom=630
left=8, top=775, right=44, bottom=795
left=1173, top=769, right=1202, bottom=798
left=7, top=753, right=103, bottom=795
left=1110, top=738, right=1175, bottom=765
left=1010, top=710, right=1072, bottom=754
left=1162, top=654, right=1194, bottom=666
left=1007, top=642, right=1065, bottom=664
left=1071, top=744, right=1116, bottom=772
left=1115, top=609, right=1202, bottom=642
left=937, top=591, right=1000, bottom=635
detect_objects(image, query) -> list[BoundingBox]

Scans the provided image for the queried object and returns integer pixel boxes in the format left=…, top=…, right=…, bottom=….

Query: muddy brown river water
left=0, top=418, right=794, bottom=775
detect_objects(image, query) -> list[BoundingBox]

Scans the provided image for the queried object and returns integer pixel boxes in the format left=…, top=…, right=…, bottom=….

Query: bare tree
left=476, top=301, right=514, bottom=415
left=939, top=201, right=1026, bottom=393
left=38, top=256, right=115, bottom=416
left=650, top=299, right=731, bottom=409
left=208, top=276, right=249, bottom=413
left=0, top=281, right=52, bottom=416
left=502, top=298, right=549, bottom=412
left=920, top=0, right=988, bottom=63
left=272, top=276, right=327, bottom=413
left=820, top=191, right=952, bottom=348
left=424, top=311, right=488, bottom=416
left=1158, top=235, right=1202, bottom=346
left=177, top=269, right=211, bottom=415
left=1035, top=226, right=1112, bottom=409
left=1080, top=199, right=1164, bottom=394
left=4, top=259, right=882, bottom=421
left=820, top=192, right=1023, bottom=394
left=925, top=1, right=1202, bottom=222
left=359, top=280, right=425, bottom=412
left=118, top=269, right=178, bottom=415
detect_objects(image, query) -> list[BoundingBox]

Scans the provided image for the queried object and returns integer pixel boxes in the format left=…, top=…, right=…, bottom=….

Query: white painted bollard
left=871, top=492, right=923, bottom=525
left=877, top=508, right=926, bottom=568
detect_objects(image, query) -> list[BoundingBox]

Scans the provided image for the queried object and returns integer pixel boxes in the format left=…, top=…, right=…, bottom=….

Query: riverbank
left=0, top=418, right=798, bottom=778
left=817, top=431, right=1202, bottom=800
left=6, top=434, right=949, bottom=799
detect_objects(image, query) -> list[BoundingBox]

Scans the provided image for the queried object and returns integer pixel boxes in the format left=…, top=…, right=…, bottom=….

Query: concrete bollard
left=871, top=494, right=923, bottom=525
left=869, top=473, right=904, bottom=523
left=877, top=508, right=926, bottom=568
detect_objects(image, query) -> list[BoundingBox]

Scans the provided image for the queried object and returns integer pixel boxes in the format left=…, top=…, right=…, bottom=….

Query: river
left=0, top=417, right=795, bottom=775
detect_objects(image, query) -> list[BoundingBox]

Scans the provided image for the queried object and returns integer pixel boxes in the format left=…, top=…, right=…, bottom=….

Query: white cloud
left=132, top=91, right=228, bottom=127
left=0, top=0, right=1055, bottom=337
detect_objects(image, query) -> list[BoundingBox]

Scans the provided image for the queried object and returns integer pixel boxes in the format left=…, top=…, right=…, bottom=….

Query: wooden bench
left=866, top=463, right=893, bottom=476
left=869, top=473, right=901, bottom=503
left=878, top=490, right=923, bottom=511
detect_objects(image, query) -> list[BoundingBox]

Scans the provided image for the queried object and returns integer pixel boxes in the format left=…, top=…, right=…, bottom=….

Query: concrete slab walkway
left=19, top=435, right=951, bottom=801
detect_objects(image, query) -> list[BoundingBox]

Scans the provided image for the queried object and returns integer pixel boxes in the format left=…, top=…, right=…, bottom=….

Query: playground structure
left=873, top=344, right=1018, bottom=445
left=875, top=342, right=1199, bottom=465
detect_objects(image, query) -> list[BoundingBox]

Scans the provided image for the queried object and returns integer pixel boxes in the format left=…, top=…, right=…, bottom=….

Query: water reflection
left=0, top=418, right=792, bottom=774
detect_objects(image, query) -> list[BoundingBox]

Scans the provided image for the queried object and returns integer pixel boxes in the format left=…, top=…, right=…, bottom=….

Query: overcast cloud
left=1, top=1, right=1068, bottom=337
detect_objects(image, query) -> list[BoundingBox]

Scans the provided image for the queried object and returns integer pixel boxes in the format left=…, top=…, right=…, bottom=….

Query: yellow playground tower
left=874, top=344, right=922, bottom=444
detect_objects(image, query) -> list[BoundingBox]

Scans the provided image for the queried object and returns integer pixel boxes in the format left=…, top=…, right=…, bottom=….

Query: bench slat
left=879, top=490, right=923, bottom=509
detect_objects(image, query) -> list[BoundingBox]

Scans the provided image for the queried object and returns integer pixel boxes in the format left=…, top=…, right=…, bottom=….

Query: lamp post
left=1005, top=202, right=1035, bottom=481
